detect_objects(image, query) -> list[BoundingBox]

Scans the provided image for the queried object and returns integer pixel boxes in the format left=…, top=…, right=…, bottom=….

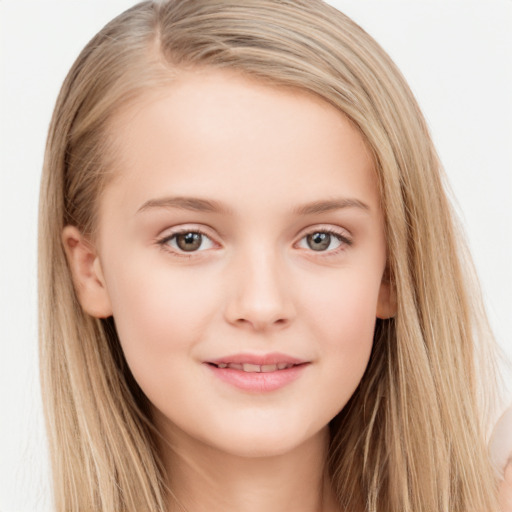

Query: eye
left=296, top=230, right=351, bottom=252
left=160, top=230, right=215, bottom=253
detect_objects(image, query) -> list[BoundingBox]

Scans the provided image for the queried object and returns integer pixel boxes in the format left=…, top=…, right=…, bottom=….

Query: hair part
left=39, top=1, right=500, bottom=510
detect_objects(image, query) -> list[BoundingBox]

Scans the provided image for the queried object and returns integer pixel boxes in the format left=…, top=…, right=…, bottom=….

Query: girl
left=38, top=0, right=509, bottom=510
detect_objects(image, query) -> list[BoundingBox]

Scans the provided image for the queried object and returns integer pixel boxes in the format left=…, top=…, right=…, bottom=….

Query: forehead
left=103, top=69, right=379, bottom=218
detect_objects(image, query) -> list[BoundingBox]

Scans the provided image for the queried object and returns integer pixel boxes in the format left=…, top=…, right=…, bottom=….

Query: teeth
left=242, top=363, right=261, bottom=373
left=214, top=362, right=295, bottom=372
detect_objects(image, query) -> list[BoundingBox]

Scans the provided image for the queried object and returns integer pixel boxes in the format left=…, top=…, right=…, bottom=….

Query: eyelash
left=296, top=228, right=353, bottom=257
left=156, top=226, right=352, bottom=259
left=157, top=228, right=215, bottom=259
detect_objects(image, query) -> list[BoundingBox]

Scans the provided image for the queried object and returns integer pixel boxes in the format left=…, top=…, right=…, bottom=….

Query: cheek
left=103, top=255, right=221, bottom=371
left=303, top=267, right=380, bottom=342
left=300, top=268, right=380, bottom=397
left=104, top=260, right=226, bottom=418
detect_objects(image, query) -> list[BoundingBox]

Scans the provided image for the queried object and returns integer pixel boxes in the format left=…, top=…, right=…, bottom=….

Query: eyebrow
left=137, top=196, right=232, bottom=214
left=293, top=198, right=370, bottom=215
left=137, top=196, right=370, bottom=215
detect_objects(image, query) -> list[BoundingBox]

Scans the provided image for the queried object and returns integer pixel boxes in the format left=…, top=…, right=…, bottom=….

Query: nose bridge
left=225, top=240, right=293, bottom=330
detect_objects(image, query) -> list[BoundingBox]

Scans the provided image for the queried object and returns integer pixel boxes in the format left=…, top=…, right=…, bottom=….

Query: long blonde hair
left=39, top=1, right=500, bottom=510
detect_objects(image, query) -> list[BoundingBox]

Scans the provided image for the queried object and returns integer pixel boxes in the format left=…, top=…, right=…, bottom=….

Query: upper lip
left=206, top=352, right=307, bottom=366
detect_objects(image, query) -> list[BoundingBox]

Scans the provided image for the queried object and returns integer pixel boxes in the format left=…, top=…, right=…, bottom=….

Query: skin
left=501, top=462, right=512, bottom=512
left=493, top=407, right=512, bottom=512
left=63, top=68, right=396, bottom=512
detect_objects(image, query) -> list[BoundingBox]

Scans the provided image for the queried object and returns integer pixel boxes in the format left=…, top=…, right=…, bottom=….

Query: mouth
left=207, top=362, right=299, bottom=372
left=204, top=353, right=310, bottom=392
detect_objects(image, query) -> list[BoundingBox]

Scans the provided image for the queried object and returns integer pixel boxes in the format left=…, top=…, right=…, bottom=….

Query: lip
left=204, top=352, right=310, bottom=393
left=208, top=352, right=306, bottom=366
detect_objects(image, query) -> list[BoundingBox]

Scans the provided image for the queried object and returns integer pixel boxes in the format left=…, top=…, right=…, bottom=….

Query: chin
left=202, top=420, right=328, bottom=459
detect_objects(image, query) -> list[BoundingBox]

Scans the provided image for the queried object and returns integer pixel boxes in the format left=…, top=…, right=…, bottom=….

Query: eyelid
left=155, top=223, right=352, bottom=259
left=294, top=225, right=353, bottom=254
left=156, top=225, right=221, bottom=257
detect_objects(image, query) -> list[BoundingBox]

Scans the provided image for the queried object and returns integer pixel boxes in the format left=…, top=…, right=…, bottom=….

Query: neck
left=156, top=421, right=339, bottom=512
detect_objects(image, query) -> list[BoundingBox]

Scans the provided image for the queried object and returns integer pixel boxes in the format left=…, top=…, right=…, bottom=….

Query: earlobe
left=61, top=225, right=113, bottom=318
left=376, top=277, right=397, bottom=320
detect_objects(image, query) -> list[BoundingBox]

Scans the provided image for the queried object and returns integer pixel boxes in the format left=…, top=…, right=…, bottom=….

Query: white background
left=1, top=1, right=511, bottom=510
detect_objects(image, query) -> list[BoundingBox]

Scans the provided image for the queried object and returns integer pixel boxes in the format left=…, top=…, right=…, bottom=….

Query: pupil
left=177, top=232, right=202, bottom=251
left=307, top=232, right=330, bottom=251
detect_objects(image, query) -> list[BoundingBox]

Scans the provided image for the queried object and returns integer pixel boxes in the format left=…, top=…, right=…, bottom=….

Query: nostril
left=234, top=316, right=289, bottom=330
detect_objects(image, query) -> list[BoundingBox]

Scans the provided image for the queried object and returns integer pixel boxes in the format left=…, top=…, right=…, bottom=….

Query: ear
left=376, top=268, right=397, bottom=319
left=61, top=225, right=113, bottom=318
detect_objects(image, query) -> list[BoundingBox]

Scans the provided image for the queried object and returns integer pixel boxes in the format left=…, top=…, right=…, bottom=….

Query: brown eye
left=306, top=232, right=332, bottom=251
left=297, top=230, right=349, bottom=253
left=160, top=229, right=215, bottom=255
left=176, top=232, right=203, bottom=251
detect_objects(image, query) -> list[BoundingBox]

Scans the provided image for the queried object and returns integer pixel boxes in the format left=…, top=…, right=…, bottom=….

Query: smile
left=209, top=362, right=297, bottom=372
left=205, top=353, right=310, bottom=392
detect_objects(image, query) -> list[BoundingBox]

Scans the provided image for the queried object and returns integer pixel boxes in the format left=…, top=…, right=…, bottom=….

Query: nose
left=224, top=247, right=295, bottom=332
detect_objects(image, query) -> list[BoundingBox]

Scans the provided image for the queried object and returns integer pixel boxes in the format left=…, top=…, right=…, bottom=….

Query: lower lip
left=205, top=364, right=309, bottom=392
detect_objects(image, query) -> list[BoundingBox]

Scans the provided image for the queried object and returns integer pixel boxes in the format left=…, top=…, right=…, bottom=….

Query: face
left=65, top=69, right=393, bottom=458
